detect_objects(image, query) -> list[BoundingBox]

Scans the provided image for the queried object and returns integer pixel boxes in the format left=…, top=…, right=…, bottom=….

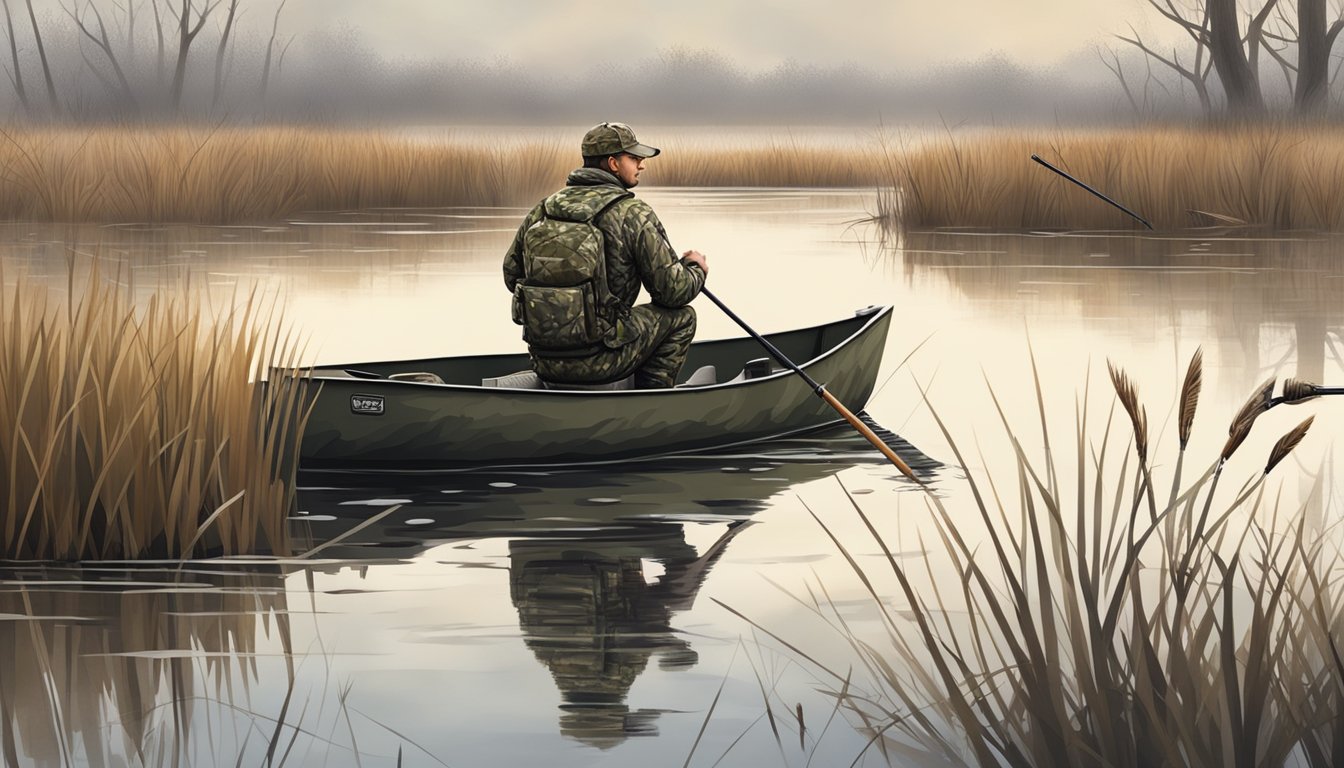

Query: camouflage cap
left=581, top=122, right=661, bottom=159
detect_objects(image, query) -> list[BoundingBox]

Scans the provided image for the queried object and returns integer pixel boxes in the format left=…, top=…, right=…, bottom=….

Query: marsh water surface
left=4, top=189, right=1344, bottom=766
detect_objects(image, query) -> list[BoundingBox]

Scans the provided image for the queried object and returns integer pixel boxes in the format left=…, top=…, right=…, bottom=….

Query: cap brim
left=625, top=143, right=660, bottom=158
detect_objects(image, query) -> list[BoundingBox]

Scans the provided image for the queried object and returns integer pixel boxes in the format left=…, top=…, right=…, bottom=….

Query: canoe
left=295, top=305, right=893, bottom=471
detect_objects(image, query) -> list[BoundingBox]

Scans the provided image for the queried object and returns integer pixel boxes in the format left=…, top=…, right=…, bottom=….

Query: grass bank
left=0, top=266, right=309, bottom=560
left=734, top=352, right=1344, bottom=765
left=0, top=127, right=877, bottom=224
left=880, top=126, right=1344, bottom=231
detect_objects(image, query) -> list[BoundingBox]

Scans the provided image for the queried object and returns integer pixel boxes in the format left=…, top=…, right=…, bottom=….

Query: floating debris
left=338, top=498, right=411, bottom=506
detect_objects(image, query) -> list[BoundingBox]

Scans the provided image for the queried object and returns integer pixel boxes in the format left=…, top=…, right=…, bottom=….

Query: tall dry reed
left=0, top=127, right=878, bottom=224
left=728, top=351, right=1344, bottom=766
left=0, top=265, right=309, bottom=560
left=880, top=126, right=1344, bottom=231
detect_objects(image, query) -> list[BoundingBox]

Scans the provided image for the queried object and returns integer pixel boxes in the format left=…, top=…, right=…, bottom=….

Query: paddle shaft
left=1031, top=154, right=1154, bottom=231
left=699, top=287, right=921, bottom=483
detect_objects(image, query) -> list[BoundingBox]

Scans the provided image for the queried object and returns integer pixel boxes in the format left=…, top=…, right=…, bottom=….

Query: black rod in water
left=1031, top=154, right=1155, bottom=231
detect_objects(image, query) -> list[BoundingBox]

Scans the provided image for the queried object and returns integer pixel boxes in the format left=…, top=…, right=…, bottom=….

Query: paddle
left=1031, top=154, right=1154, bottom=231
left=700, top=287, right=922, bottom=484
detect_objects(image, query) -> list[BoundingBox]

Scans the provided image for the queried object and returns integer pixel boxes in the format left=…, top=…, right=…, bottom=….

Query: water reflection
left=898, top=230, right=1344, bottom=385
left=0, top=567, right=292, bottom=767
left=293, top=438, right=935, bottom=750
left=510, top=522, right=750, bottom=748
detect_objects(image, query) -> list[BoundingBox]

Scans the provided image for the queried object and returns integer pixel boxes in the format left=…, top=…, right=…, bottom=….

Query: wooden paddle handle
left=820, top=389, right=922, bottom=484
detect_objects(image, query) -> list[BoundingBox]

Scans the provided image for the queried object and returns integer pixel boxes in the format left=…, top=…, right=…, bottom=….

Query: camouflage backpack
left=512, top=186, right=632, bottom=356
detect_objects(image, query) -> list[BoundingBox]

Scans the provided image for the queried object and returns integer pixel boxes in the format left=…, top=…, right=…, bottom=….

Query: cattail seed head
left=1222, top=378, right=1275, bottom=462
left=1108, top=361, right=1149, bottom=463
left=1178, top=348, right=1203, bottom=449
left=1266, top=416, right=1314, bottom=474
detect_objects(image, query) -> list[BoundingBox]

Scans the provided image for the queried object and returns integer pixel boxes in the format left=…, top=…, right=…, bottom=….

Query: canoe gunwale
left=305, top=305, right=893, bottom=396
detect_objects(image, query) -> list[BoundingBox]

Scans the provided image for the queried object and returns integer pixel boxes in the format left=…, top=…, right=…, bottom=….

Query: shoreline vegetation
left=3, top=125, right=1344, bottom=231
left=739, top=353, right=1344, bottom=766
left=0, top=126, right=877, bottom=224
left=879, top=125, right=1344, bottom=232
left=0, top=265, right=308, bottom=560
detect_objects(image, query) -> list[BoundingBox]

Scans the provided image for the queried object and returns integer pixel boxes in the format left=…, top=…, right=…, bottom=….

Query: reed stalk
left=0, top=126, right=879, bottom=224
left=0, top=262, right=309, bottom=560
left=879, top=126, right=1344, bottom=231
left=735, top=352, right=1344, bottom=766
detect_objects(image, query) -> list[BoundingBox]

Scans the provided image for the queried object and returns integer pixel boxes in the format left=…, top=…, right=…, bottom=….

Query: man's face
left=608, top=153, right=645, bottom=187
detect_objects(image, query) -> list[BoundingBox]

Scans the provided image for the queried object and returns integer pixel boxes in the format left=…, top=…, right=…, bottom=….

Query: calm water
left=3, top=189, right=1344, bottom=766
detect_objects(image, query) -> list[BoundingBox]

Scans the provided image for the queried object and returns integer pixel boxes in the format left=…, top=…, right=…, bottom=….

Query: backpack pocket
left=517, top=283, right=599, bottom=350
left=511, top=286, right=526, bottom=326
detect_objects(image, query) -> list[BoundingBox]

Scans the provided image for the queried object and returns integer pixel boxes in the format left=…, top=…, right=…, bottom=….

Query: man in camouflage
left=503, top=122, right=708, bottom=389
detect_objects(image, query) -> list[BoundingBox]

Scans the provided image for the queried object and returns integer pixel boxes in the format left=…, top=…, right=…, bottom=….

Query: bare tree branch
left=23, top=0, right=59, bottom=113
left=1147, top=0, right=1208, bottom=39
left=1, top=0, right=30, bottom=113
left=259, top=0, right=287, bottom=101
left=1244, top=0, right=1283, bottom=85
left=211, top=0, right=237, bottom=109
left=151, top=0, right=165, bottom=87
left=65, top=0, right=140, bottom=108
left=1098, top=46, right=1144, bottom=114
left=169, top=0, right=224, bottom=109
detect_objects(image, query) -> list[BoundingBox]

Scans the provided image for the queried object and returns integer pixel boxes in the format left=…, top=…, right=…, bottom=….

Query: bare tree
left=259, top=0, right=287, bottom=102
left=24, top=0, right=59, bottom=113
left=1116, top=1, right=1215, bottom=114
left=1125, top=0, right=1344, bottom=114
left=1205, top=0, right=1275, bottom=113
left=1, top=0, right=29, bottom=113
left=167, top=0, right=219, bottom=111
left=1295, top=0, right=1344, bottom=111
left=67, top=0, right=139, bottom=109
left=150, top=0, right=166, bottom=87
left=210, top=0, right=236, bottom=108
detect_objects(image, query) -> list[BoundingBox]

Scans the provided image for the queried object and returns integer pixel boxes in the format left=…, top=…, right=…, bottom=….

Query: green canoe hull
left=297, top=306, right=893, bottom=470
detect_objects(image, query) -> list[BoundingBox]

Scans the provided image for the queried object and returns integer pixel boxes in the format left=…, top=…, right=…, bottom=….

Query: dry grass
left=0, top=262, right=309, bottom=560
left=879, top=126, right=1344, bottom=231
left=729, top=351, right=1344, bottom=766
left=0, top=126, right=879, bottom=224
left=648, top=138, right=874, bottom=188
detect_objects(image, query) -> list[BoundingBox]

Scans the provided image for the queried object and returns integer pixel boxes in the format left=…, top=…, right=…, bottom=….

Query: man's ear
left=606, top=155, right=619, bottom=173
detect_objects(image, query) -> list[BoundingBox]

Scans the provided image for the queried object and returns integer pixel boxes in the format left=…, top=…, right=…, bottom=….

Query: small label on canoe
left=350, top=394, right=384, bottom=415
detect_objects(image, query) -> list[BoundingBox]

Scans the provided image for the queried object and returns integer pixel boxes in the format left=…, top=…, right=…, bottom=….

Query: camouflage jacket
left=503, top=168, right=705, bottom=328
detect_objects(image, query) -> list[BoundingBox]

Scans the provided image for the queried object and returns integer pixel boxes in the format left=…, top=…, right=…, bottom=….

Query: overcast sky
left=267, top=0, right=1163, bottom=72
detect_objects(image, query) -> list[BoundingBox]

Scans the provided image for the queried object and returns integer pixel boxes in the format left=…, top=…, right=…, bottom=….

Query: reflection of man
left=509, top=522, right=750, bottom=748
left=503, top=122, right=708, bottom=388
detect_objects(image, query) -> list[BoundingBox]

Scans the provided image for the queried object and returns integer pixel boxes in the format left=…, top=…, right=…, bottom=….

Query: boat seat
left=675, top=365, right=717, bottom=388
left=544, top=375, right=635, bottom=391
left=480, top=370, right=635, bottom=391
left=388, top=371, right=445, bottom=384
left=725, top=358, right=778, bottom=384
left=481, top=370, right=546, bottom=389
left=481, top=364, right=718, bottom=391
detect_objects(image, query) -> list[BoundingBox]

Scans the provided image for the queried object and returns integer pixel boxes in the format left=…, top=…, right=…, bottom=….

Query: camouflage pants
left=535, top=304, right=696, bottom=389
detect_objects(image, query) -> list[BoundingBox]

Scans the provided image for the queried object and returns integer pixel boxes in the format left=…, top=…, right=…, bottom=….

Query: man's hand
left=681, top=250, right=709, bottom=277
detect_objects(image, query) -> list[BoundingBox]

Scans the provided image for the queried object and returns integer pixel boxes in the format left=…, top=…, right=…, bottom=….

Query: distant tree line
left=0, top=0, right=290, bottom=119
left=1109, top=0, right=1344, bottom=117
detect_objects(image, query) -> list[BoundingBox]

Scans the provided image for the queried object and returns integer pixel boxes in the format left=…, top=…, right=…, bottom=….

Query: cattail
left=1178, top=348, right=1203, bottom=449
left=1280, top=378, right=1320, bottom=405
left=1222, top=378, right=1275, bottom=462
left=1108, top=361, right=1148, bottom=462
left=1266, top=416, right=1314, bottom=474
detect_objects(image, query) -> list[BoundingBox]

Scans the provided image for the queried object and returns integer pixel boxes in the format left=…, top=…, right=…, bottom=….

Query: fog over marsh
left=0, top=0, right=1174, bottom=124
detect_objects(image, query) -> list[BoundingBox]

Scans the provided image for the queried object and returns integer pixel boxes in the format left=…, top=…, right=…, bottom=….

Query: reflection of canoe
left=297, top=306, right=895, bottom=471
